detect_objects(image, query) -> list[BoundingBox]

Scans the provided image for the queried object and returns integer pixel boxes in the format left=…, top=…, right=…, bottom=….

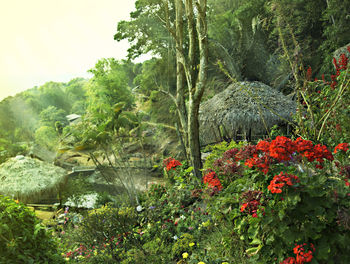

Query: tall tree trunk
left=175, top=0, right=189, bottom=159
left=186, top=0, right=208, bottom=178
left=164, top=0, right=208, bottom=178
left=188, top=98, right=202, bottom=177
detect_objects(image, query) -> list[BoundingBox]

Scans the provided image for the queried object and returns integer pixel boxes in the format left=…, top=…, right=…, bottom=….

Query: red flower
left=268, top=172, right=299, bottom=194
left=240, top=203, right=248, bottom=212
left=163, top=157, right=182, bottom=171
left=240, top=190, right=264, bottom=217
left=203, top=171, right=223, bottom=191
left=338, top=53, right=348, bottom=71
left=293, top=243, right=314, bottom=263
left=334, top=143, right=349, bottom=154
left=280, top=257, right=296, bottom=264
left=294, top=137, right=313, bottom=154
left=257, top=140, right=270, bottom=153
left=269, top=136, right=296, bottom=161
left=244, top=155, right=272, bottom=174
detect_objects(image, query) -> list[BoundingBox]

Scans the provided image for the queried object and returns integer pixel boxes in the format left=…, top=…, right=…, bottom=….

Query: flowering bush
left=205, top=137, right=350, bottom=263
left=203, top=171, right=223, bottom=193
left=163, top=157, right=182, bottom=171
left=60, top=205, right=141, bottom=263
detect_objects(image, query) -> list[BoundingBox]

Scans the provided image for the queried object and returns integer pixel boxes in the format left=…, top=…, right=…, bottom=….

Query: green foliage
left=0, top=77, right=87, bottom=158
left=208, top=0, right=275, bottom=84
left=134, top=57, right=176, bottom=97
left=0, top=195, right=62, bottom=263
left=295, top=58, right=350, bottom=147
left=37, top=82, right=71, bottom=112
left=0, top=140, right=28, bottom=164
left=34, top=125, right=58, bottom=150
left=39, top=106, right=68, bottom=128
left=203, top=140, right=246, bottom=171
left=114, top=0, right=174, bottom=59
left=60, top=205, right=142, bottom=263
left=87, top=58, right=134, bottom=111
left=319, top=0, right=350, bottom=73
left=269, top=0, right=350, bottom=78
left=171, top=233, right=194, bottom=259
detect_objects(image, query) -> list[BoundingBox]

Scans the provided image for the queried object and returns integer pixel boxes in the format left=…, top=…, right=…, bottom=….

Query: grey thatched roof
left=199, top=81, right=296, bottom=144
left=0, top=156, right=67, bottom=203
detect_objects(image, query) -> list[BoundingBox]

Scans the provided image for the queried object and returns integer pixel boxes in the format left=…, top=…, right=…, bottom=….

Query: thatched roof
left=0, top=156, right=67, bottom=203
left=199, top=81, right=296, bottom=144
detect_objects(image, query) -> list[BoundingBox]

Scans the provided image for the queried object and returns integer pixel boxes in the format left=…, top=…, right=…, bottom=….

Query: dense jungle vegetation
left=0, top=0, right=349, bottom=263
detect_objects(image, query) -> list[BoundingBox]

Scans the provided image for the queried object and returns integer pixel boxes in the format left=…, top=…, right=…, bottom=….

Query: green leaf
left=245, top=244, right=262, bottom=256
left=249, top=237, right=262, bottom=245
left=185, top=166, right=194, bottom=173
left=278, top=209, right=285, bottom=220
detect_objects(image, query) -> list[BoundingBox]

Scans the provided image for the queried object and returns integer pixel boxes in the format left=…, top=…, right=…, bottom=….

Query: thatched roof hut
left=0, top=156, right=67, bottom=203
left=199, top=81, right=296, bottom=144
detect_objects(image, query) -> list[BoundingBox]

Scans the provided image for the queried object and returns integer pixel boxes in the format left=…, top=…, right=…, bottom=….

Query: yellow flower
left=189, top=242, right=195, bottom=247
left=222, top=262, right=229, bottom=264
left=202, top=220, right=210, bottom=227
left=198, top=262, right=206, bottom=264
left=182, top=252, right=189, bottom=259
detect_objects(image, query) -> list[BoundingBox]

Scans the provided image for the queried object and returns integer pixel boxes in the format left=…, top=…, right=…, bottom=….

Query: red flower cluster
left=203, top=171, right=223, bottom=191
left=334, top=143, right=349, bottom=154
left=294, top=137, right=313, bottom=153
left=163, top=157, right=182, bottom=171
left=269, top=136, right=296, bottom=161
left=330, top=49, right=349, bottom=89
left=240, top=137, right=336, bottom=173
left=240, top=190, right=264, bottom=218
left=245, top=155, right=272, bottom=174
left=268, top=172, right=300, bottom=194
left=280, top=257, right=296, bottom=264
left=301, top=143, right=334, bottom=169
left=240, top=200, right=261, bottom=218
left=237, top=137, right=337, bottom=174
left=280, top=243, right=315, bottom=264
left=293, top=243, right=315, bottom=263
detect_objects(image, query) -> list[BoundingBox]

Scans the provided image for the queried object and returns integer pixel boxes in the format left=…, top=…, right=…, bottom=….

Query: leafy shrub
left=171, top=233, right=194, bottom=259
left=205, top=138, right=350, bottom=263
left=0, top=195, right=62, bottom=263
left=61, top=205, right=141, bottom=263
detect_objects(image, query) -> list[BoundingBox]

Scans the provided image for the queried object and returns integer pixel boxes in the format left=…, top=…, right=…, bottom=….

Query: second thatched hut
left=199, top=81, right=296, bottom=145
left=0, top=156, right=67, bottom=203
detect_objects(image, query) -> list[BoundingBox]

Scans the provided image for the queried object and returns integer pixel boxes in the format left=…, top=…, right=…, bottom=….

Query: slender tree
left=163, top=0, right=208, bottom=177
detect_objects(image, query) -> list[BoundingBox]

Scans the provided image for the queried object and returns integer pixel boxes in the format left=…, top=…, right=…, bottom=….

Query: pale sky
left=0, top=0, right=137, bottom=101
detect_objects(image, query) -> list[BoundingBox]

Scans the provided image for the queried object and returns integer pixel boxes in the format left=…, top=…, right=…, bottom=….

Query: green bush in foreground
left=0, top=195, right=63, bottom=264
